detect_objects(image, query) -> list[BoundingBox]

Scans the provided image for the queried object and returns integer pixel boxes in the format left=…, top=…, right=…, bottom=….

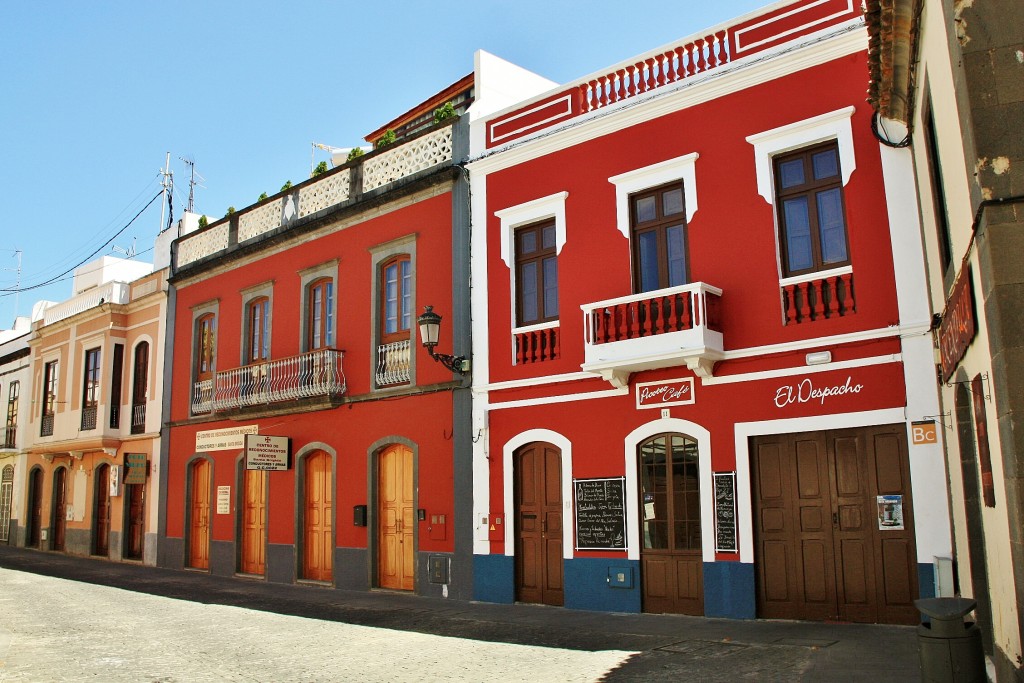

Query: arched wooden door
left=93, top=464, right=110, bottom=556
left=27, top=468, right=43, bottom=547
left=240, top=468, right=266, bottom=575
left=302, top=451, right=333, bottom=582
left=188, top=459, right=211, bottom=569
left=52, top=467, right=67, bottom=551
left=514, top=443, right=564, bottom=606
left=378, top=444, right=414, bottom=590
left=638, top=433, right=703, bottom=615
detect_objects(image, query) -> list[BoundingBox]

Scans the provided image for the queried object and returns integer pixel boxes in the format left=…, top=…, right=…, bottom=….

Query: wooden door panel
left=94, top=466, right=110, bottom=556
left=753, top=426, right=918, bottom=624
left=189, top=460, right=211, bottom=569
left=515, top=444, right=563, bottom=606
left=378, top=445, right=414, bottom=591
left=303, top=452, right=332, bottom=582
left=53, top=469, right=67, bottom=551
left=126, top=484, right=145, bottom=559
left=241, top=469, right=265, bottom=575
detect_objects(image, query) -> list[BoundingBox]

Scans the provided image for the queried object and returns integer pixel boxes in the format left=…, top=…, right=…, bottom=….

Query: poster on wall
left=876, top=495, right=904, bottom=530
left=573, top=477, right=627, bottom=550
left=714, top=472, right=738, bottom=553
left=216, top=486, right=231, bottom=515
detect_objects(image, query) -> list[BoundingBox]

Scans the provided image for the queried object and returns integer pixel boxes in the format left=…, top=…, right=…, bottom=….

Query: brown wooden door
left=240, top=468, right=266, bottom=575
left=302, top=451, right=333, bottom=582
left=752, top=425, right=918, bottom=624
left=189, top=460, right=211, bottom=569
left=515, top=443, right=563, bottom=606
left=52, top=468, right=67, bottom=551
left=94, top=465, right=110, bottom=556
left=638, top=434, right=703, bottom=615
left=27, top=469, right=42, bottom=547
left=124, top=484, right=145, bottom=560
left=379, top=444, right=414, bottom=590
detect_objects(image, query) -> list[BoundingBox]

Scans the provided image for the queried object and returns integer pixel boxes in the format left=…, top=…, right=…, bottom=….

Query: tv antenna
left=179, top=156, right=205, bottom=213
left=1, top=248, right=22, bottom=319
left=112, top=238, right=137, bottom=259
left=159, top=153, right=174, bottom=233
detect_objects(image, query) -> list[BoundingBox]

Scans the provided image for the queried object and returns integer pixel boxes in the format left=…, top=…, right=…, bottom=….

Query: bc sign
left=911, top=420, right=938, bottom=446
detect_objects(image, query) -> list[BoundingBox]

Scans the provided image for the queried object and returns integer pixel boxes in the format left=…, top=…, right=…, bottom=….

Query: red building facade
left=159, top=106, right=474, bottom=597
left=468, top=0, right=951, bottom=622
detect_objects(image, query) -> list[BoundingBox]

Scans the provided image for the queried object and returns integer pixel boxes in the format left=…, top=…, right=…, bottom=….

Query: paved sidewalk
left=0, top=545, right=921, bottom=681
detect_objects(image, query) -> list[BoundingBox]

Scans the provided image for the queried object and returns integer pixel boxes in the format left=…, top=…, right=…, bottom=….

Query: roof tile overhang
left=865, top=0, right=921, bottom=124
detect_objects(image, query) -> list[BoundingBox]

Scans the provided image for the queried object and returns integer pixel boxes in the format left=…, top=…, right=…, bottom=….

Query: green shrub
left=311, top=161, right=329, bottom=177
left=347, top=147, right=364, bottom=162
left=198, top=215, right=208, bottom=229
left=376, top=129, right=396, bottom=148
left=433, top=101, right=456, bottom=123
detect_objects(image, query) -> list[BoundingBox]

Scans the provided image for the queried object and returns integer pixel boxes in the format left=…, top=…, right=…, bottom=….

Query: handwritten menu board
left=574, top=477, right=627, bottom=550
left=714, top=472, right=738, bottom=553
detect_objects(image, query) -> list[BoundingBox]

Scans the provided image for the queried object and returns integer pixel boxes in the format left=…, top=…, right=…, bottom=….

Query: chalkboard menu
left=714, top=472, right=738, bottom=553
left=574, top=477, right=627, bottom=551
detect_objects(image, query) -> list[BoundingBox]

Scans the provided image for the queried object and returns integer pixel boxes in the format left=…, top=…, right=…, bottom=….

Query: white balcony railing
left=191, top=349, right=346, bottom=414
left=43, top=281, right=130, bottom=326
left=581, top=282, right=724, bottom=387
left=375, top=340, right=411, bottom=387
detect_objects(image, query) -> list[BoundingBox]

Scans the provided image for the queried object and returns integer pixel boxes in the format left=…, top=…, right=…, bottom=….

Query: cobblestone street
left=0, top=567, right=633, bottom=682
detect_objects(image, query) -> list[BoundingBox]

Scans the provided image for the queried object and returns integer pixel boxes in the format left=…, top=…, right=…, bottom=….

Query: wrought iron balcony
left=376, top=340, right=411, bottom=387
left=581, top=282, right=724, bottom=387
left=131, top=403, right=146, bottom=434
left=192, top=348, right=347, bottom=415
left=2, top=427, right=15, bottom=449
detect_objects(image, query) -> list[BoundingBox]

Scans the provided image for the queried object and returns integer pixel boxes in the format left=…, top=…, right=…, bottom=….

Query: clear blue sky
left=0, top=1, right=767, bottom=327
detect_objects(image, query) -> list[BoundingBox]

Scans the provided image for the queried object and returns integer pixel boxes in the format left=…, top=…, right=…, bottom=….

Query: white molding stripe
left=720, top=323, right=928, bottom=360
left=702, top=353, right=901, bottom=386
left=479, top=371, right=596, bottom=393
left=734, top=0, right=855, bottom=54
left=489, top=95, right=574, bottom=145
left=489, top=386, right=629, bottom=411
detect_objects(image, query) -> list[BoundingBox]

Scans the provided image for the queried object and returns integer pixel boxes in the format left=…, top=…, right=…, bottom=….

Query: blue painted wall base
left=918, top=563, right=936, bottom=599
left=473, top=554, right=514, bottom=604
left=703, top=561, right=756, bottom=619
left=564, top=558, right=640, bottom=613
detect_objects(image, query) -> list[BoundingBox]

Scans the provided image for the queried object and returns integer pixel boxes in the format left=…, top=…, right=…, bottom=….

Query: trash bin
left=915, top=597, right=985, bottom=683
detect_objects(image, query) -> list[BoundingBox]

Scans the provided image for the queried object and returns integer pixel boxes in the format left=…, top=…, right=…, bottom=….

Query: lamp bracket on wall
left=945, top=372, right=990, bottom=402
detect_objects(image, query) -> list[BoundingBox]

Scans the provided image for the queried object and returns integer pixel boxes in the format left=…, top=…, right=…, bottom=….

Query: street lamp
left=416, top=305, right=469, bottom=374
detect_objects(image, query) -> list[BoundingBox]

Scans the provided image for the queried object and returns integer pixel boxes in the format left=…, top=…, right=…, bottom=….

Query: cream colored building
left=21, top=255, right=168, bottom=564
left=868, top=0, right=1024, bottom=678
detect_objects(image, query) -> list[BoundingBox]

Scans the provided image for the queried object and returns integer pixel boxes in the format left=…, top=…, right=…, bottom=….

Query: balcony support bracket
left=686, top=356, right=717, bottom=379
left=598, top=368, right=631, bottom=389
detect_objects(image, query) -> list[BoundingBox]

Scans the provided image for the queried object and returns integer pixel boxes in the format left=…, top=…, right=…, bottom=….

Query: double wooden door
left=752, top=425, right=918, bottom=624
left=303, top=451, right=333, bottom=582
left=240, top=469, right=266, bottom=575
left=638, top=434, right=703, bottom=615
left=189, top=460, right=211, bottom=569
left=94, top=465, right=110, bottom=556
left=379, top=445, right=414, bottom=590
left=514, top=443, right=563, bottom=606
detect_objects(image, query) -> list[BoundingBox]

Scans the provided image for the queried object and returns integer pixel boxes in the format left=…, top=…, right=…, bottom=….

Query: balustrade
left=781, top=271, right=855, bottom=325
left=190, top=348, right=347, bottom=415
left=578, top=30, right=729, bottom=113
left=81, top=405, right=98, bottom=431
left=2, top=427, right=14, bottom=449
left=376, top=340, right=411, bottom=386
left=40, top=414, right=54, bottom=437
left=514, top=324, right=560, bottom=364
left=131, top=403, right=146, bottom=434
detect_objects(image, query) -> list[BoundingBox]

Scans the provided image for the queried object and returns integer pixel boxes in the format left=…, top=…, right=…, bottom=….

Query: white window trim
left=608, top=153, right=699, bottom=239
left=495, top=192, right=568, bottom=268
left=746, top=106, right=856, bottom=205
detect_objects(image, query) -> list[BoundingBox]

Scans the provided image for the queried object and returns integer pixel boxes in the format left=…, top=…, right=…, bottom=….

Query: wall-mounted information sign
left=196, top=425, right=259, bottom=452
left=245, top=434, right=290, bottom=471
left=574, top=477, right=626, bottom=551
left=714, top=472, right=738, bottom=553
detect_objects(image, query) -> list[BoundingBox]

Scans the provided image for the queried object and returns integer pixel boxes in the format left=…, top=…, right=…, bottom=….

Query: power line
left=0, top=192, right=162, bottom=295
